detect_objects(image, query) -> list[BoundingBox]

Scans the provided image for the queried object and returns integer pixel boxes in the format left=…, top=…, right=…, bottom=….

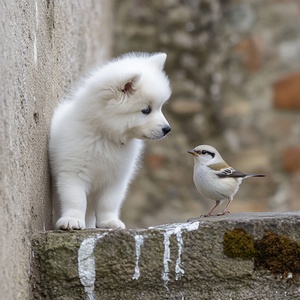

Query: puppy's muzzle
left=162, top=126, right=171, bottom=136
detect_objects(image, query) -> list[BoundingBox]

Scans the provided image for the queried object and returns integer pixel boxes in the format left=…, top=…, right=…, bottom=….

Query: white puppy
left=49, top=52, right=171, bottom=230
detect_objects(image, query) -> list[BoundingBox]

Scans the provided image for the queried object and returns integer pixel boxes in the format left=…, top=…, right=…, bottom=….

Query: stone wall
left=32, top=212, right=300, bottom=299
left=0, top=1, right=113, bottom=299
left=2, top=1, right=300, bottom=297
left=114, top=0, right=300, bottom=228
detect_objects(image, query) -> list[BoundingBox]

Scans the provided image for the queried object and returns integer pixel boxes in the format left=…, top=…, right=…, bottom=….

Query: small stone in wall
left=281, top=147, right=300, bottom=172
left=170, top=99, right=202, bottom=115
left=146, top=154, right=165, bottom=170
left=273, top=73, right=300, bottom=110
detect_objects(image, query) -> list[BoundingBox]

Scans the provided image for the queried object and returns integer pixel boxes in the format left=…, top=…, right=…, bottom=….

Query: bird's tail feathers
left=246, top=173, right=266, bottom=178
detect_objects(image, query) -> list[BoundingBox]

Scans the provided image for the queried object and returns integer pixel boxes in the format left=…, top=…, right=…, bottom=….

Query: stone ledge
left=31, top=212, right=300, bottom=300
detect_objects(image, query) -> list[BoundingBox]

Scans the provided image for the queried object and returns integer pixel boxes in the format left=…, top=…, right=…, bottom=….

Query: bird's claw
left=217, top=211, right=230, bottom=216
left=187, top=211, right=231, bottom=222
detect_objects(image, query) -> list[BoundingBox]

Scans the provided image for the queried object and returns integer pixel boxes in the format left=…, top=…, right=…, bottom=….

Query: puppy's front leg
left=95, top=182, right=126, bottom=229
left=55, top=175, right=87, bottom=230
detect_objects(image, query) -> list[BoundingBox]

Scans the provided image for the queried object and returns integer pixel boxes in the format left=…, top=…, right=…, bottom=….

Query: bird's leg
left=217, top=197, right=233, bottom=216
left=202, top=200, right=221, bottom=217
left=187, top=201, right=221, bottom=222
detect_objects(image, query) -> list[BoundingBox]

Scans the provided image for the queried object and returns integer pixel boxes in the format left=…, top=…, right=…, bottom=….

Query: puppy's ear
left=121, top=73, right=142, bottom=94
left=148, top=53, right=167, bottom=71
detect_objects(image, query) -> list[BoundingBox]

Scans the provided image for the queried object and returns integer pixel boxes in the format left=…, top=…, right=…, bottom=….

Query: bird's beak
left=187, top=149, right=198, bottom=157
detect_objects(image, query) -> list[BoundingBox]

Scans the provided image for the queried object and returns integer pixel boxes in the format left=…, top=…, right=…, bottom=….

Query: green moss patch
left=223, top=228, right=256, bottom=260
left=254, top=231, right=300, bottom=280
left=223, top=229, right=300, bottom=281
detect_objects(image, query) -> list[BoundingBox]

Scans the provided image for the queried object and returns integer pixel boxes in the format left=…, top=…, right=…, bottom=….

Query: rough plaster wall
left=0, top=1, right=113, bottom=299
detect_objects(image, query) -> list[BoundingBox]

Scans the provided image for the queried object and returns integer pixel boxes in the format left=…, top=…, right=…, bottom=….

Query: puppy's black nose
left=162, top=126, right=171, bottom=136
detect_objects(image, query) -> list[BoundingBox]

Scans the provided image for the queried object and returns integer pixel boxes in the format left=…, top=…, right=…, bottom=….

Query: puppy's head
left=82, top=53, right=172, bottom=143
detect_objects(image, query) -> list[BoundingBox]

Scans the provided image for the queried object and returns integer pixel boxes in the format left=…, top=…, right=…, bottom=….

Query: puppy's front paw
left=56, top=217, right=85, bottom=230
left=97, top=219, right=125, bottom=229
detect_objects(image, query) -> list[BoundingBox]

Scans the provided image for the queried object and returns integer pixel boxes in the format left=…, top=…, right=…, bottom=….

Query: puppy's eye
left=141, top=106, right=152, bottom=115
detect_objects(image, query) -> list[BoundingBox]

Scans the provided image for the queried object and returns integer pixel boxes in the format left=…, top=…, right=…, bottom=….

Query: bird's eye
left=201, top=150, right=215, bottom=157
left=141, top=106, right=152, bottom=115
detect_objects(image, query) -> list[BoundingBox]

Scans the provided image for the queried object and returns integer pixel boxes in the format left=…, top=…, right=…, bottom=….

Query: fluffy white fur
left=49, top=52, right=171, bottom=230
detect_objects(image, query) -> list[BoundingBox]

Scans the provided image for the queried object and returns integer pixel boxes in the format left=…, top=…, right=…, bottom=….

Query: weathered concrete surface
left=0, top=1, right=113, bottom=299
left=32, top=212, right=300, bottom=299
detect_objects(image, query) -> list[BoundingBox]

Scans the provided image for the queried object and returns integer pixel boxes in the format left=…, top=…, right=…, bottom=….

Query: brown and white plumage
left=188, top=145, right=265, bottom=217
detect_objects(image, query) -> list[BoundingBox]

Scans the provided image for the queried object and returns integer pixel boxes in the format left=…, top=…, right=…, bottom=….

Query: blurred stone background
left=114, top=0, right=300, bottom=228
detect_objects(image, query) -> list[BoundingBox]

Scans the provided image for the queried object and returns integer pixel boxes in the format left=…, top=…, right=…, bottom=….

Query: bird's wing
left=209, top=163, right=247, bottom=178
left=217, top=168, right=248, bottom=178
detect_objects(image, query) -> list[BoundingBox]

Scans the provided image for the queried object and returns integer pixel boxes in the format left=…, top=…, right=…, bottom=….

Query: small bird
left=188, top=145, right=265, bottom=217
